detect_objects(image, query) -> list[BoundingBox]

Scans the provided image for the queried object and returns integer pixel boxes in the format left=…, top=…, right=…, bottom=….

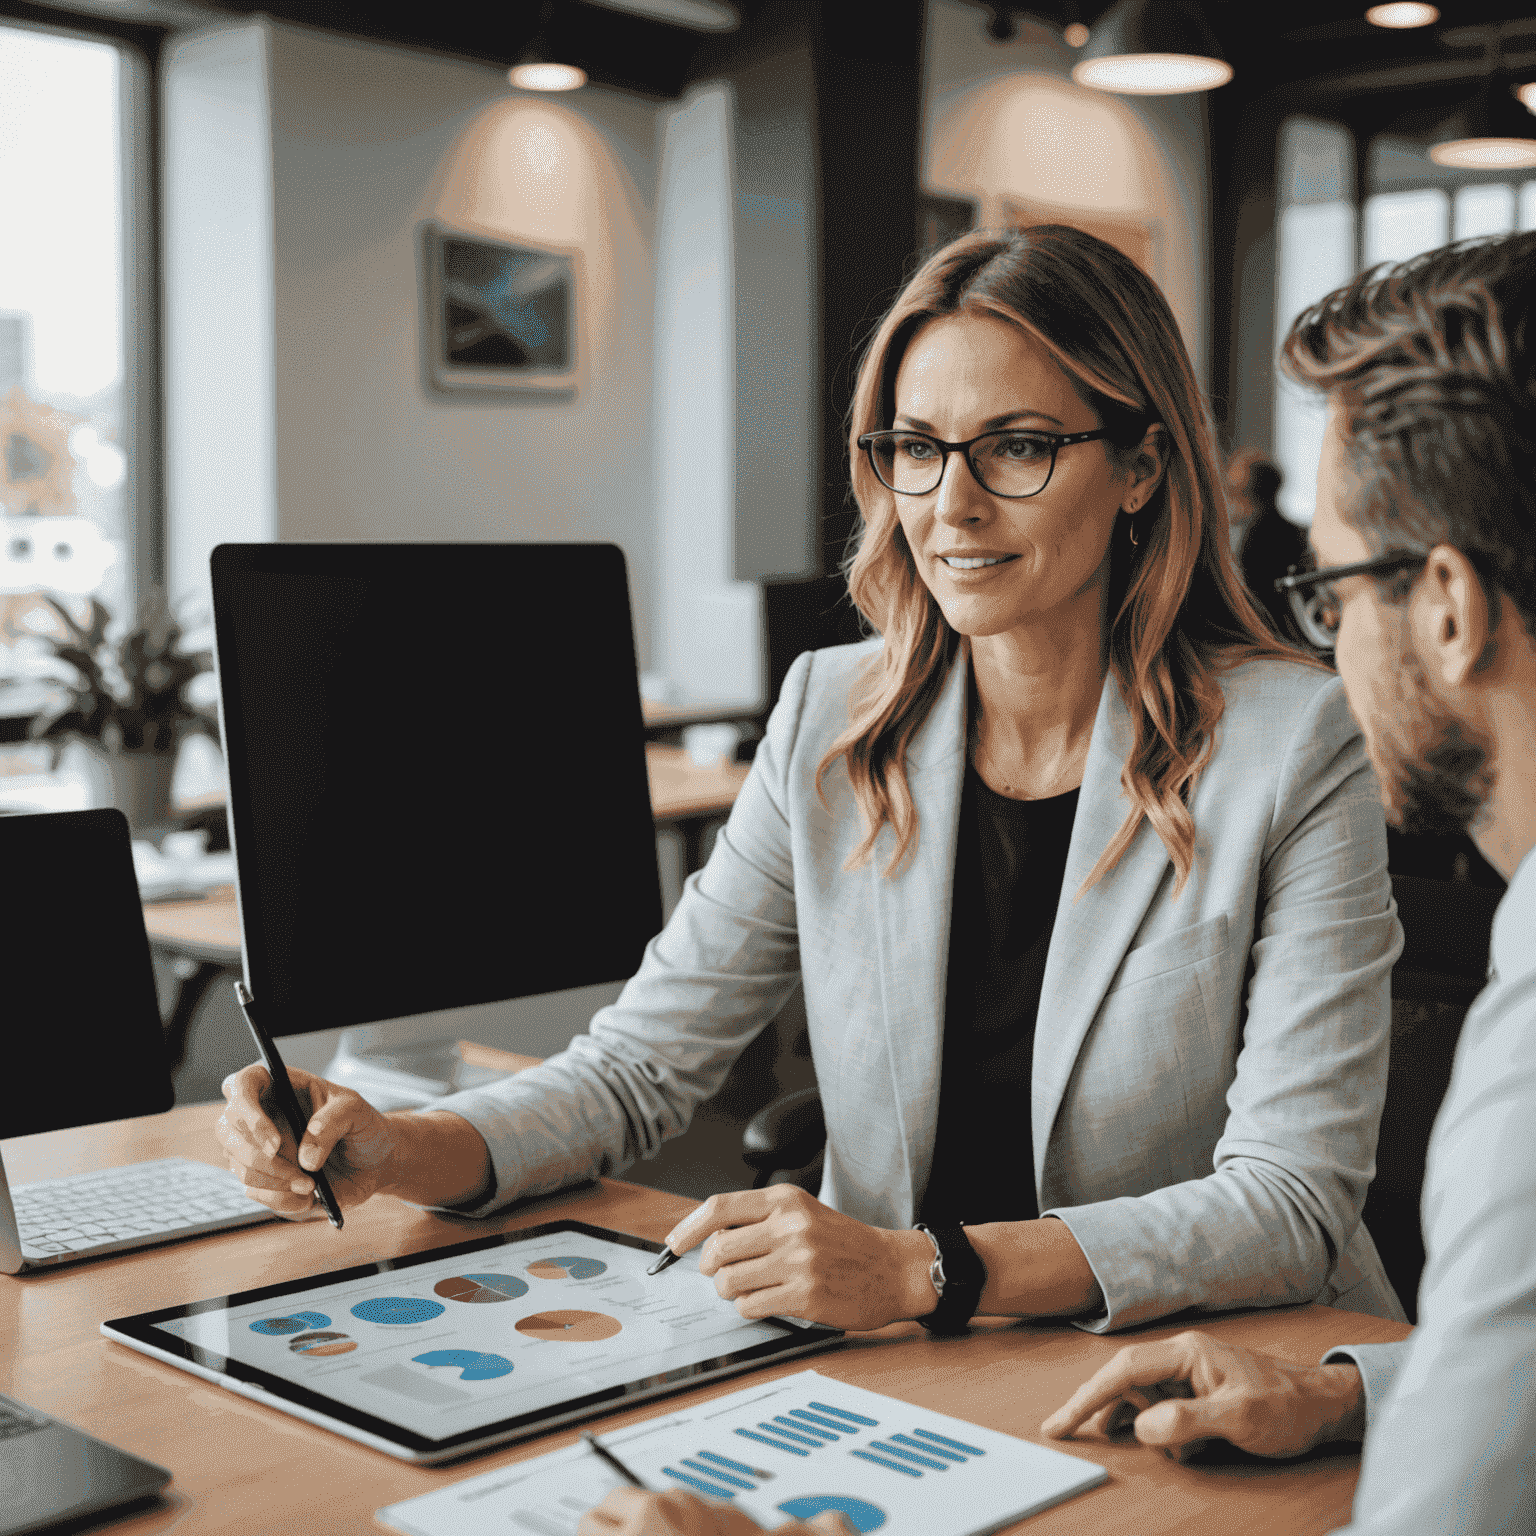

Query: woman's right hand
left=216, top=1063, right=403, bottom=1218
left=578, top=1490, right=851, bottom=1536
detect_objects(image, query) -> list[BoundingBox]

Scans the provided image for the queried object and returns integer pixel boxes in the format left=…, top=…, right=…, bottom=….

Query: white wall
left=162, top=21, right=275, bottom=610
left=162, top=18, right=661, bottom=667
left=922, top=0, right=1212, bottom=390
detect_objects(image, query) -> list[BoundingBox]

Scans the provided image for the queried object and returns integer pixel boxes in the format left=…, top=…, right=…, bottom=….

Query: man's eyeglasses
left=1273, top=552, right=1428, bottom=651
left=857, top=427, right=1116, bottom=500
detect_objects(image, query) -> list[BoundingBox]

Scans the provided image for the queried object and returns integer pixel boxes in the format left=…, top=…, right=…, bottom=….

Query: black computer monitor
left=211, top=543, right=663, bottom=1038
left=0, top=809, right=174, bottom=1138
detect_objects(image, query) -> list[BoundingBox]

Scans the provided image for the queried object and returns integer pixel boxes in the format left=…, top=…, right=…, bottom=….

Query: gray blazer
left=437, top=641, right=1406, bottom=1331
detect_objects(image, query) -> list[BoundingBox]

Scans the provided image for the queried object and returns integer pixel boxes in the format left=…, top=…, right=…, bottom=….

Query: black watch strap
left=915, top=1223, right=986, bottom=1335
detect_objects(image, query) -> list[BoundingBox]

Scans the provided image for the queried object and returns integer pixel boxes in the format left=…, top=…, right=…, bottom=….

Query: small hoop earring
left=1128, top=517, right=1139, bottom=547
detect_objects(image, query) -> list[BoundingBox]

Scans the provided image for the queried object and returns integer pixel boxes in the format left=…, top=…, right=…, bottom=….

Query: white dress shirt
left=1328, top=848, right=1536, bottom=1533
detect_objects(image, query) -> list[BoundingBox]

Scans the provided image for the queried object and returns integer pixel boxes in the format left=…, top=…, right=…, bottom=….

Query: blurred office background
left=0, top=0, right=1523, bottom=1212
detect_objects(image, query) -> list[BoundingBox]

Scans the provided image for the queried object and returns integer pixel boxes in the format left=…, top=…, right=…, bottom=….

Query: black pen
left=233, top=981, right=344, bottom=1230
left=646, top=1246, right=682, bottom=1277
left=582, top=1432, right=648, bottom=1488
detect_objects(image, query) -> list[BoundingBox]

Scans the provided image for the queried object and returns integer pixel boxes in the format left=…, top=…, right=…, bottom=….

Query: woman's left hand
left=663, top=1186, right=935, bottom=1331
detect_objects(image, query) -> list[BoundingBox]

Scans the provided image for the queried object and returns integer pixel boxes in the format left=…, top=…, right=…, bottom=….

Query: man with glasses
left=1042, top=231, right=1536, bottom=1532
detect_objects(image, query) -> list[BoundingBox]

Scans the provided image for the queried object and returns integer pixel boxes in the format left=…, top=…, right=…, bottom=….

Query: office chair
left=741, top=873, right=1504, bottom=1318
left=1362, top=873, right=1502, bottom=1321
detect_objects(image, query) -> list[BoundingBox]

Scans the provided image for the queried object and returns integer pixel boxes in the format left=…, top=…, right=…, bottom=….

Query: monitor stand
left=322, top=1029, right=514, bottom=1113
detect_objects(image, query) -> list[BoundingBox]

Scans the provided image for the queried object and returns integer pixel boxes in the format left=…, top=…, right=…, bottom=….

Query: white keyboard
left=12, top=1158, right=272, bottom=1267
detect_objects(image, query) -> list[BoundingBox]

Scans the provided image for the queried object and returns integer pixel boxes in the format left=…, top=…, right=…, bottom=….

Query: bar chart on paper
left=376, top=1370, right=1107, bottom=1536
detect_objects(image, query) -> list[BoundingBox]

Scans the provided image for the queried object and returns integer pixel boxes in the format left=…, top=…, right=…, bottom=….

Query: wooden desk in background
left=2, top=1093, right=1410, bottom=1536
left=143, top=744, right=751, bottom=1066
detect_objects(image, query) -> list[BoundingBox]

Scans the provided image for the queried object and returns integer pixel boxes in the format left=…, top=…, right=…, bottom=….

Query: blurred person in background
left=1226, top=446, right=1308, bottom=644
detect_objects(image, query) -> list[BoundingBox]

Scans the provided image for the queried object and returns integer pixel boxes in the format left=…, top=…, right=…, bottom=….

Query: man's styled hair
left=1281, top=231, right=1536, bottom=638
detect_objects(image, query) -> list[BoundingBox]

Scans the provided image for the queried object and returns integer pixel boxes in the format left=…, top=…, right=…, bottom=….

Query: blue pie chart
left=777, top=1497, right=886, bottom=1533
left=250, top=1310, right=331, bottom=1335
left=413, top=1349, right=514, bottom=1381
left=350, top=1297, right=445, bottom=1326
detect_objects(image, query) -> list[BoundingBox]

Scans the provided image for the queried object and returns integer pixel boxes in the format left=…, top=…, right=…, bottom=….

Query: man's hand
left=1041, top=1330, right=1366, bottom=1462
left=663, top=1185, right=935, bottom=1331
left=216, top=1063, right=402, bottom=1218
left=578, top=1489, right=850, bottom=1536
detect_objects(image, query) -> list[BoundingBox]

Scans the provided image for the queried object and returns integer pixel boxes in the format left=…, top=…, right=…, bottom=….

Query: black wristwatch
left=914, top=1223, right=986, bottom=1335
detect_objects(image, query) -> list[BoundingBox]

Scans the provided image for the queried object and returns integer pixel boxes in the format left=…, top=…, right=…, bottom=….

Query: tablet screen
left=110, top=1223, right=837, bottom=1457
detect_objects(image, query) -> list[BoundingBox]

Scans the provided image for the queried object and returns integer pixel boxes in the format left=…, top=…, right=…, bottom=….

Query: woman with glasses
left=216, top=227, right=1405, bottom=1351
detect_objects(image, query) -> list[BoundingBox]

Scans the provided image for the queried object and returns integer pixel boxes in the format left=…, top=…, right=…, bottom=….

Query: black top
left=919, top=767, right=1080, bottom=1228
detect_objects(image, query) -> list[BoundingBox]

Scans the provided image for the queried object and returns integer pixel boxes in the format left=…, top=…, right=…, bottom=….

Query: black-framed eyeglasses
left=1273, top=552, right=1428, bottom=651
left=857, top=427, right=1116, bottom=500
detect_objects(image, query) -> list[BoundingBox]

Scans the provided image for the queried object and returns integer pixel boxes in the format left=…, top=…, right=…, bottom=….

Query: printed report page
left=152, top=1231, right=786, bottom=1440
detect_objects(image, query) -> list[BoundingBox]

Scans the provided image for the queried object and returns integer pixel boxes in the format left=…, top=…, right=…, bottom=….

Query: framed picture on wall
left=421, top=222, right=580, bottom=396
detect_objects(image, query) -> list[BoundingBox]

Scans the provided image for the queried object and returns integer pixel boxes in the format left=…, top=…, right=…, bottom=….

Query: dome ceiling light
left=1431, top=29, right=1536, bottom=171
left=1071, top=0, right=1232, bottom=96
left=509, top=2, right=586, bottom=92
left=1365, top=3, right=1440, bottom=28
left=508, top=61, right=587, bottom=91
left=1431, top=75, right=1536, bottom=168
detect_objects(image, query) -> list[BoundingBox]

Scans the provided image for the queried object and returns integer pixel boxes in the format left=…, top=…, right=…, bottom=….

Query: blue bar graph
left=851, top=1447, right=922, bottom=1478
left=662, top=1467, right=738, bottom=1498
left=891, top=1432, right=964, bottom=1462
left=866, top=1440, right=948, bottom=1471
left=809, top=1401, right=879, bottom=1427
left=736, top=1428, right=808, bottom=1457
left=763, top=1420, right=826, bottom=1448
left=698, top=1450, right=772, bottom=1480
left=913, top=1427, right=985, bottom=1457
left=789, top=1409, right=857, bottom=1435
left=681, top=1458, right=755, bottom=1491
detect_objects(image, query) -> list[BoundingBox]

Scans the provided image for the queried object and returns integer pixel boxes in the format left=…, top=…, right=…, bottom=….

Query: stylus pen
left=233, top=981, right=344, bottom=1230
left=582, top=1432, right=649, bottom=1489
left=646, top=1247, right=682, bottom=1277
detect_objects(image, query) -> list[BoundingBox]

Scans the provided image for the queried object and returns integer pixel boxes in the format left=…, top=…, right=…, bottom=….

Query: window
left=1273, top=115, right=1536, bottom=526
left=1, top=21, right=146, bottom=645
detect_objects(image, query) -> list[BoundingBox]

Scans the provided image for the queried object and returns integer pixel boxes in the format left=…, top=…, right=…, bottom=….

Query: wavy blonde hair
left=818, top=225, right=1301, bottom=891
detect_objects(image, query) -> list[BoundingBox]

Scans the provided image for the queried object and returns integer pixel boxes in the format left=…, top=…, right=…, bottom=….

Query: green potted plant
left=28, top=590, right=220, bottom=831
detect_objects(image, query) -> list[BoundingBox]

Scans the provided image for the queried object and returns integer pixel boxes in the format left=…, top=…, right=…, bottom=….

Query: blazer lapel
left=1031, top=675, right=1173, bottom=1186
left=868, top=651, right=968, bottom=1228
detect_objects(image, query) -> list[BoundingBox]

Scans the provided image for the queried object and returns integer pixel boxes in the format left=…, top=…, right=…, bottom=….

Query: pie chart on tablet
left=434, top=1273, right=530, bottom=1304
left=514, top=1309, right=623, bottom=1342
left=288, top=1332, right=357, bottom=1357
left=525, top=1256, right=607, bottom=1281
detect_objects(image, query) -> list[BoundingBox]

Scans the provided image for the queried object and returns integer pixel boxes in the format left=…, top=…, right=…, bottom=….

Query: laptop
left=1, top=808, right=271, bottom=1275
left=0, top=1391, right=171, bottom=1534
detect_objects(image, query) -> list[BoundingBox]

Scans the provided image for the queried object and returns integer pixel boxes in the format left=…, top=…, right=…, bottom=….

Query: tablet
left=101, top=1221, right=842, bottom=1464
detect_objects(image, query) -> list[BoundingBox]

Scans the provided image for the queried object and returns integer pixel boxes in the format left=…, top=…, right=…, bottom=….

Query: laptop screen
left=0, top=808, right=174, bottom=1137
left=211, top=543, right=663, bottom=1037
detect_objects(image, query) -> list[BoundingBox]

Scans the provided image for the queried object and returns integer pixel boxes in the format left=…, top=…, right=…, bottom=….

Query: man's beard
left=1371, top=646, right=1496, bottom=837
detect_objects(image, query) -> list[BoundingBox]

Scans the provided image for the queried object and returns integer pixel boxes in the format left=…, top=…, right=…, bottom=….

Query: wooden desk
left=3, top=1104, right=1410, bottom=1535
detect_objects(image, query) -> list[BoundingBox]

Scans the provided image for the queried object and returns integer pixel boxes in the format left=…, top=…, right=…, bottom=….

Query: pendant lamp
left=1071, top=0, right=1231, bottom=95
left=1431, top=75, right=1536, bottom=169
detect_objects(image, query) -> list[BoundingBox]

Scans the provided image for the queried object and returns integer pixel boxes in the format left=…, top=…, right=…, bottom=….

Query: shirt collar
left=1490, top=847, right=1536, bottom=985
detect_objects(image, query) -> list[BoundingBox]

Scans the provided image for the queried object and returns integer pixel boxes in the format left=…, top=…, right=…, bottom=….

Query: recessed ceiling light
left=1063, top=22, right=1090, bottom=47
left=1073, top=53, right=1232, bottom=94
left=1365, top=3, right=1440, bottom=28
left=508, top=62, right=587, bottom=92
left=1518, top=82, right=1536, bottom=114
